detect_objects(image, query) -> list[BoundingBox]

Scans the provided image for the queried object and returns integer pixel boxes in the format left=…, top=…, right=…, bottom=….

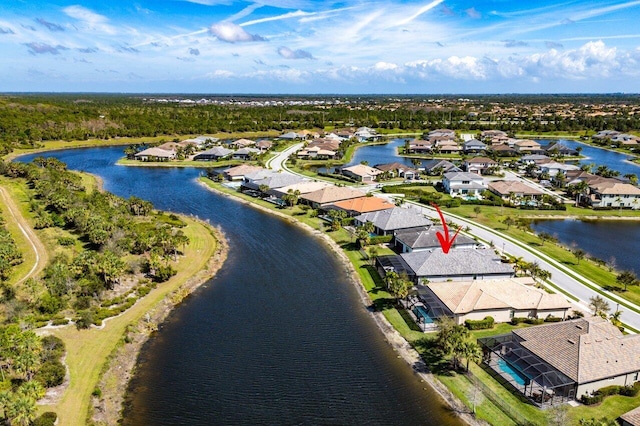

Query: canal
left=18, top=147, right=460, bottom=425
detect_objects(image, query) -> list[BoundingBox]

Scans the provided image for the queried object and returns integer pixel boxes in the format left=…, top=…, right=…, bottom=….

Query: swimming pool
left=413, top=305, right=434, bottom=324
left=497, top=358, right=530, bottom=386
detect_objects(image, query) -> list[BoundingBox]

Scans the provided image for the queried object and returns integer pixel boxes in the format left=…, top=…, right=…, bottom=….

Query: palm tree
left=461, top=341, right=483, bottom=372
left=624, top=173, right=638, bottom=185
left=573, top=249, right=585, bottom=265
left=616, top=270, right=638, bottom=292
left=589, top=295, right=610, bottom=317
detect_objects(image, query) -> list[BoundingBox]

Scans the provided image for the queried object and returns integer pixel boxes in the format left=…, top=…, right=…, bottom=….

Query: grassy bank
left=40, top=215, right=220, bottom=425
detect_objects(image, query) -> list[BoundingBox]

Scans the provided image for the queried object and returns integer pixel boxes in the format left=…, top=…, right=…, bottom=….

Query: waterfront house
left=544, top=142, right=578, bottom=156
left=394, top=226, right=478, bottom=253
left=442, top=171, right=486, bottom=197
left=478, top=317, right=640, bottom=404
left=520, top=154, right=551, bottom=165
left=326, top=196, right=395, bottom=217
left=272, top=181, right=332, bottom=199
left=354, top=206, right=432, bottom=236
left=488, top=180, right=545, bottom=202
left=428, top=129, right=456, bottom=139
left=463, top=138, right=487, bottom=154
left=463, top=157, right=498, bottom=175
left=182, top=136, right=218, bottom=148
left=230, top=138, right=256, bottom=148
left=134, top=147, right=176, bottom=161
left=280, top=131, right=301, bottom=140
left=374, top=162, right=418, bottom=179
left=232, top=147, right=260, bottom=160
left=193, top=146, right=234, bottom=161
left=611, top=133, right=640, bottom=146
left=514, top=139, right=543, bottom=154
left=341, top=164, right=382, bottom=182
left=255, top=140, right=274, bottom=152
left=300, top=186, right=366, bottom=209
left=222, top=164, right=264, bottom=181
left=423, top=159, right=461, bottom=175
left=436, top=140, right=462, bottom=153
left=593, top=130, right=621, bottom=141
left=376, top=247, right=514, bottom=283
left=480, top=130, right=509, bottom=143
left=407, top=139, right=433, bottom=154
left=355, top=126, right=380, bottom=142
left=242, top=171, right=305, bottom=193
left=417, top=277, right=570, bottom=325
left=297, top=146, right=338, bottom=160
left=586, top=181, right=640, bottom=209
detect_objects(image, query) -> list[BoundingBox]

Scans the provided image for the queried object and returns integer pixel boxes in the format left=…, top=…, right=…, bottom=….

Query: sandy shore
left=198, top=179, right=482, bottom=426
left=90, top=219, right=229, bottom=425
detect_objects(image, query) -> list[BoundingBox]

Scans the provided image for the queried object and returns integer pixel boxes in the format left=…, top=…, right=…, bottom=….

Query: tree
left=573, top=249, right=585, bottom=265
left=387, top=273, right=411, bottom=301
left=281, top=189, right=300, bottom=208
left=355, top=227, right=370, bottom=248
left=435, top=316, right=470, bottom=370
left=616, top=270, right=638, bottom=292
left=461, top=340, right=483, bottom=372
left=624, top=173, right=638, bottom=185
left=473, top=206, right=481, bottom=218
left=537, top=232, right=555, bottom=246
left=327, top=209, right=347, bottom=230
left=502, top=216, right=515, bottom=229
left=368, top=246, right=379, bottom=265
left=589, top=295, right=610, bottom=317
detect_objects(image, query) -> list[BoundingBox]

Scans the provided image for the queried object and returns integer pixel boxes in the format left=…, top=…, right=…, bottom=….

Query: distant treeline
left=2, top=93, right=640, bottom=154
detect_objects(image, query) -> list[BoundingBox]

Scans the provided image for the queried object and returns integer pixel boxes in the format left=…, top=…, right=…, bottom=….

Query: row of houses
left=133, top=137, right=273, bottom=162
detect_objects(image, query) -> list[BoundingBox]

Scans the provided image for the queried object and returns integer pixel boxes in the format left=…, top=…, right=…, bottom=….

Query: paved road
left=266, top=144, right=640, bottom=332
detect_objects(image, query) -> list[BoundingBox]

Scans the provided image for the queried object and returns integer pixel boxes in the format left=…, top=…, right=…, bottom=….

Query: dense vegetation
left=0, top=157, right=189, bottom=328
left=0, top=214, right=22, bottom=282
left=2, top=94, right=640, bottom=154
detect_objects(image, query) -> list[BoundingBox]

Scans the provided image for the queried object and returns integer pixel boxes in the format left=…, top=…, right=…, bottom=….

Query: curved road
left=267, top=145, right=640, bottom=332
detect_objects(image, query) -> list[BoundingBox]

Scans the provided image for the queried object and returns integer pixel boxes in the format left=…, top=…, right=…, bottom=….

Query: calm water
left=18, top=147, right=459, bottom=425
left=530, top=219, right=640, bottom=274
left=348, top=139, right=417, bottom=168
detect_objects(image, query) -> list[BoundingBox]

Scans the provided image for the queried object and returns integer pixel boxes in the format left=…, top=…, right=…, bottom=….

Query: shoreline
left=91, top=218, right=229, bottom=425
left=197, top=178, right=481, bottom=426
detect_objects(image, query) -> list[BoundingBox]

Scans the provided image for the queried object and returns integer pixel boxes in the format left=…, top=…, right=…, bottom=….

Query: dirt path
left=0, top=185, right=48, bottom=284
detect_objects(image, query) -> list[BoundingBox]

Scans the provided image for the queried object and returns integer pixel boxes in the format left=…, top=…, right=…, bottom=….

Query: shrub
left=33, top=412, right=57, bottom=426
left=153, top=265, right=177, bottom=283
left=41, top=335, right=65, bottom=362
left=92, top=387, right=102, bottom=398
left=544, top=315, right=563, bottom=323
left=51, top=318, right=69, bottom=326
left=465, top=316, right=495, bottom=330
left=57, top=236, right=75, bottom=246
left=511, top=317, right=544, bottom=325
left=38, top=294, right=65, bottom=315
left=581, top=394, right=603, bottom=405
left=75, top=310, right=94, bottom=329
left=35, top=360, right=66, bottom=388
left=369, top=235, right=393, bottom=245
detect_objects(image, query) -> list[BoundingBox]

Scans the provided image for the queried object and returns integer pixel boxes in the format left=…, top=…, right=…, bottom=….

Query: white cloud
left=207, top=69, right=234, bottom=78
left=210, top=22, right=266, bottom=43
left=63, top=5, right=117, bottom=35
left=277, top=46, right=313, bottom=59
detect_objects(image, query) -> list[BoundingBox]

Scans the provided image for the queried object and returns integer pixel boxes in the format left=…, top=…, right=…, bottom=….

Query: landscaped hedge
left=510, top=317, right=544, bottom=325
left=544, top=315, right=563, bottom=322
left=465, top=316, right=495, bottom=330
left=581, top=383, right=640, bottom=405
left=369, top=235, right=393, bottom=245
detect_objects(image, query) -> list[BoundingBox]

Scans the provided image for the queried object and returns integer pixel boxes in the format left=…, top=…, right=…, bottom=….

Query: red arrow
left=432, top=203, right=461, bottom=254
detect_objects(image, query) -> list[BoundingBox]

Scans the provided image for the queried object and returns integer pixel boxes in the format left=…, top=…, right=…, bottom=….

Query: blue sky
left=2, top=0, right=640, bottom=93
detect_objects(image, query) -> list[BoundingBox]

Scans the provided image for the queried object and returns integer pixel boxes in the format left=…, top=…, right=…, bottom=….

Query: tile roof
left=355, top=206, right=432, bottom=231
left=488, top=180, right=544, bottom=196
left=444, top=171, right=485, bottom=181
left=513, top=317, right=640, bottom=383
left=620, top=405, right=640, bottom=426
left=223, top=164, right=264, bottom=177
left=273, top=181, right=332, bottom=195
left=400, top=248, right=514, bottom=277
left=301, top=186, right=367, bottom=204
left=424, top=277, right=569, bottom=315
left=590, top=181, right=640, bottom=195
left=342, top=164, right=383, bottom=177
left=135, top=147, right=176, bottom=158
left=331, top=196, right=395, bottom=214
left=395, top=226, right=477, bottom=249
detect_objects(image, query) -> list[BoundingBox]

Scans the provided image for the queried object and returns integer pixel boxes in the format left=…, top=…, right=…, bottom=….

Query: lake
left=17, top=147, right=460, bottom=425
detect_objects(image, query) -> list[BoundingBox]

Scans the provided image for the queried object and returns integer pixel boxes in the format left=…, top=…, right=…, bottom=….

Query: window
left=462, top=180, right=470, bottom=184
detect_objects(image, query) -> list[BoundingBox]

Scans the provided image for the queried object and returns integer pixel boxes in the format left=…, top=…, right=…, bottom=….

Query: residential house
left=279, top=132, right=301, bottom=140
left=544, top=142, right=578, bottom=156
left=232, top=147, right=260, bottom=160
left=538, top=161, right=580, bottom=177
left=478, top=317, right=640, bottom=403
left=377, top=247, right=514, bottom=283
left=488, top=180, right=545, bottom=202
left=490, top=144, right=518, bottom=157
left=341, top=164, right=382, bottom=182
left=193, top=146, right=234, bottom=161
left=242, top=171, right=305, bottom=193
left=463, top=157, right=498, bottom=175
left=300, top=186, right=367, bottom=209
left=355, top=126, right=380, bottom=141
left=592, top=130, right=621, bottom=141
left=520, top=154, right=551, bottom=165
left=326, top=196, right=395, bottom=216
left=272, top=181, right=332, bottom=199
left=222, top=164, right=264, bottom=181
left=428, top=129, right=456, bottom=139
left=585, top=181, right=640, bottom=209
left=417, top=277, right=570, bottom=325
left=374, top=162, right=418, bottom=179
left=297, top=146, right=337, bottom=160
left=255, top=140, right=274, bottom=152
left=182, top=136, right=218, bottom=148
left=436, top=139, right=462, bottom=153
left=620, top=406, right=640, bottom=426
left=407, top=139, right=433, bottom=154
left=354, top=206, right=432, bottom=236
left=611, top=133, right=640, bottom=147
left=394, top=226, right=478, bottom=253
left=230, top=138, right=256, bottom=148
left=480, top=130, right=509, bottom=143
left=443, top=171, right=487, bottom=197
left=463, top=138, right=487, bottom=154
left=514, top=139, right=543, bottom=154
left=134, top=147, right=176, bottom=161
left=423, top=159, right=461, bottom=175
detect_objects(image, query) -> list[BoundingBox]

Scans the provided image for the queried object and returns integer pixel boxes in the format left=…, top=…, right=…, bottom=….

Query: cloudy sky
left=2, top=0, right=640, bottom=93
